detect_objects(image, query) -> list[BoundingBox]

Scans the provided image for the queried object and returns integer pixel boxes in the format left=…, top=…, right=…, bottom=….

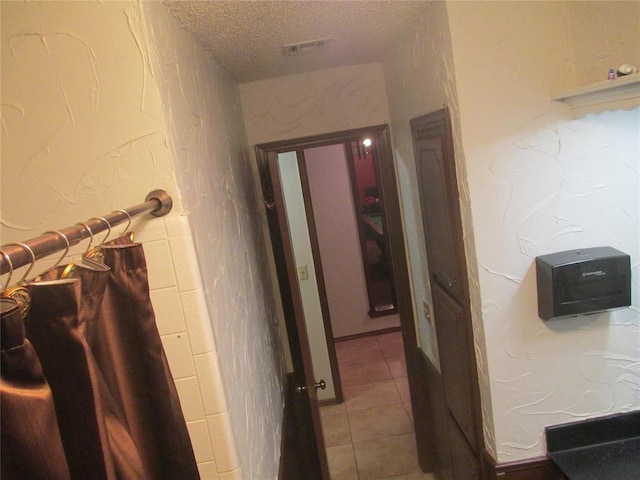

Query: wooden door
left=259, top=151, right=329, bottom=480
left=432, top=284, right=480, bottom=451
left=411, top=108, right=484, bottom=479
left=413, top=118, right=465, bottom=304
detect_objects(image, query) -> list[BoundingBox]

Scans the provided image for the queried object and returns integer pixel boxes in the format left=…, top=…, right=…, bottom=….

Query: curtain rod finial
left=145, top=190, right=173, bottom=217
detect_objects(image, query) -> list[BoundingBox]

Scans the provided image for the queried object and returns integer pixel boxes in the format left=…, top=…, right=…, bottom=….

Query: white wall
left=240, top=63, right=390, bottom=146
left=569, top=1, right=640, bottom=86
left=1, top=2, right=283, bottom=479
left=384, top=0, right=639, bottom=465
left=305, top=144, right=399, bottom=338
left=239, top=64, right=399, bottom=340
left=382, top=0, right=496, bottom=459
left=142, top=3, right=285, bottom=479
left=447, top=0, right=639, bottom=463
left=0, top=1, right=175, bottom=222
left=382, top=0, right=470, bottom=375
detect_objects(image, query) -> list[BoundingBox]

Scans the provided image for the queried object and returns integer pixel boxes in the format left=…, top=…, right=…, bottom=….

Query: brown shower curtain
left=0, top=297, right=71, bottom=480
left=0, top=240, right=199, bottom=479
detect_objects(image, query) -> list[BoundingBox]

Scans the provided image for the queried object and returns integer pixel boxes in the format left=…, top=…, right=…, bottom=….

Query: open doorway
left=256, top=124, right=425, bottom=478
left=267, top=132, right=402, bottom=405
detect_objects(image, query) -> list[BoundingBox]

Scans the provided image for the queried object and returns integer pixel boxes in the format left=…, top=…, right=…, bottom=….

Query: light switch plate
left=297, top=264, right=309, bottom=281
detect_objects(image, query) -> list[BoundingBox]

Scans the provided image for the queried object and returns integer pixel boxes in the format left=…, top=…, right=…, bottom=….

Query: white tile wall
left=150, top=287, right=186, bottom=335
left=162, top=333, right=197, bottom=379
left=207, top=412, right=240, bottom=473
left=187, top=420, right=216, bottom=463
left=169, top=234, right=204, bottom=292
left=174, top=376, right=206, bottom=421
left=197, top=461, right=220, bottom=480
left=194, top=352, right=228, bottom=415
left=144, top=239, right=177, bottom=290
left=182, top=289, right=216, bottom=355
left=142, top=213, right=240, bottom=478
left=218, top=468, right=242, bottom=480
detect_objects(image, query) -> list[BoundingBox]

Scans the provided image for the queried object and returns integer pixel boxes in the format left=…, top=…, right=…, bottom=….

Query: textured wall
left=239, top=63, right=400, bottom=342
left=142, top=3, right=286, bottom=479
left=239, top=63, right=390, bottom=146
left=1, top=1, right=175, bottom=224
left=384, top=0, right=461, bottom=370
left=569, top=1, right=640, bottom=85
left=1, top=2, right=273, bottom=479
left=381, top=0, right=495, bottom=458
left=383, top=0, right=640, bottom=464
left=447, top=0, right=640, bottom=463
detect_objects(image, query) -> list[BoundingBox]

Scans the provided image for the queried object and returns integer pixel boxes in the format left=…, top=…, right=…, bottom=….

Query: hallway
left=320, top=331, right=434, bottom=480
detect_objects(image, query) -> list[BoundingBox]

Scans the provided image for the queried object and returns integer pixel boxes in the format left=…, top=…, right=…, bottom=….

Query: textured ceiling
left=163, top=1, right=431, bottom=83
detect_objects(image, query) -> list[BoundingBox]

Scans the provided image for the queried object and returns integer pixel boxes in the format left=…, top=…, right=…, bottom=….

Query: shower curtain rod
left=0, top=189, right=173, bottom=275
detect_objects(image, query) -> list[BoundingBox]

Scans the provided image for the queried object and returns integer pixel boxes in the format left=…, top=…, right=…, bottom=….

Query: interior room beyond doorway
left=277, top=140, right=402, bottom=404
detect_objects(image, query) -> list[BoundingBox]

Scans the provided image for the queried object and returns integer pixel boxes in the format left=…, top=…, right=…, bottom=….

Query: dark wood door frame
left=255, top=124, right=422, bottom=475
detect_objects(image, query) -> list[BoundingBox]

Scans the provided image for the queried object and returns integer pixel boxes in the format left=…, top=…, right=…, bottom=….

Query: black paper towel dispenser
left=536, top=247, right=631, bottom=320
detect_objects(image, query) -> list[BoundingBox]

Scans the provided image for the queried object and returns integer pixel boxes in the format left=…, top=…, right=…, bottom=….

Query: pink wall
left=305, top=144, right=399, bottom=338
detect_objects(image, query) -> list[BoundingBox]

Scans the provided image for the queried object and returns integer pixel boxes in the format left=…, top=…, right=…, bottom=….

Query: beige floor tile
left=348, top=404, right=413, bottom=443
left=327, top=444, right=358, bottom=480
left=386, top=356, right=407, bottom=379
left=340, top=359, right=392, bottom=387
left=403, top=402, right=414, bottom=426
left=375, top=331, right=402, bottom=344
left=376, top=332, right=404, bottom=359
left=336, top=337, right=385, bottom=366
left=343, top=380, right=402, bottom=412
left=394, top=377, right=411, bottom=404
left=322, top=412, right=352, bottom=447
left=328, top=333, right=424, bottom=480
left=353, top=433, right=421, bottom=480
left=321, top=402, right=347, bottom=418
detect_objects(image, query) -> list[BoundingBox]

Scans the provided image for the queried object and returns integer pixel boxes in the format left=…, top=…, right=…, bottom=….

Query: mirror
left=346, top=138, right=397, bottom=317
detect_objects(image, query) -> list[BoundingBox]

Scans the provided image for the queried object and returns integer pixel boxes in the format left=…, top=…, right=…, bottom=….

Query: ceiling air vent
left=282, top=38, right=332, bottom=57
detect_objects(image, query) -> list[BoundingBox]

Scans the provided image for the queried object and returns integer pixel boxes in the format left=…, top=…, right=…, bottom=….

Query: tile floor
left=320, top=331, right=435, bottom=480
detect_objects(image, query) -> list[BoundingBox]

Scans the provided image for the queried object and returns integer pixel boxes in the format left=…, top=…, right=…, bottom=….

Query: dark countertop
left=545, top=411, right=640, bottom=480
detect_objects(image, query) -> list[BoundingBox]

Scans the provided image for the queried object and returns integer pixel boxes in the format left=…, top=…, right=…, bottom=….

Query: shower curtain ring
left=43, top=231, right=70, bottom=268
left=0, top=242, right=36, bottom=285
left=76, top=222, right=95, bottom=253
left=114, top=209, right=132, bottom=235
left=0, top=244, right=34, bottom=316
left=0, top=250, right=14, bottom=292
left=93, top=217, right=112, bottom=245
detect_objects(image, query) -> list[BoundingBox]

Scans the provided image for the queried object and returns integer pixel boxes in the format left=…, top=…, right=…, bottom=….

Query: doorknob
left=297, top=379, right=326, bottom=393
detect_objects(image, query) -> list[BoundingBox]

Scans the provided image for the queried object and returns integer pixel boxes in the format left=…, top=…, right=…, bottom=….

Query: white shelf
left=552, top=73, right=640, bottom=118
